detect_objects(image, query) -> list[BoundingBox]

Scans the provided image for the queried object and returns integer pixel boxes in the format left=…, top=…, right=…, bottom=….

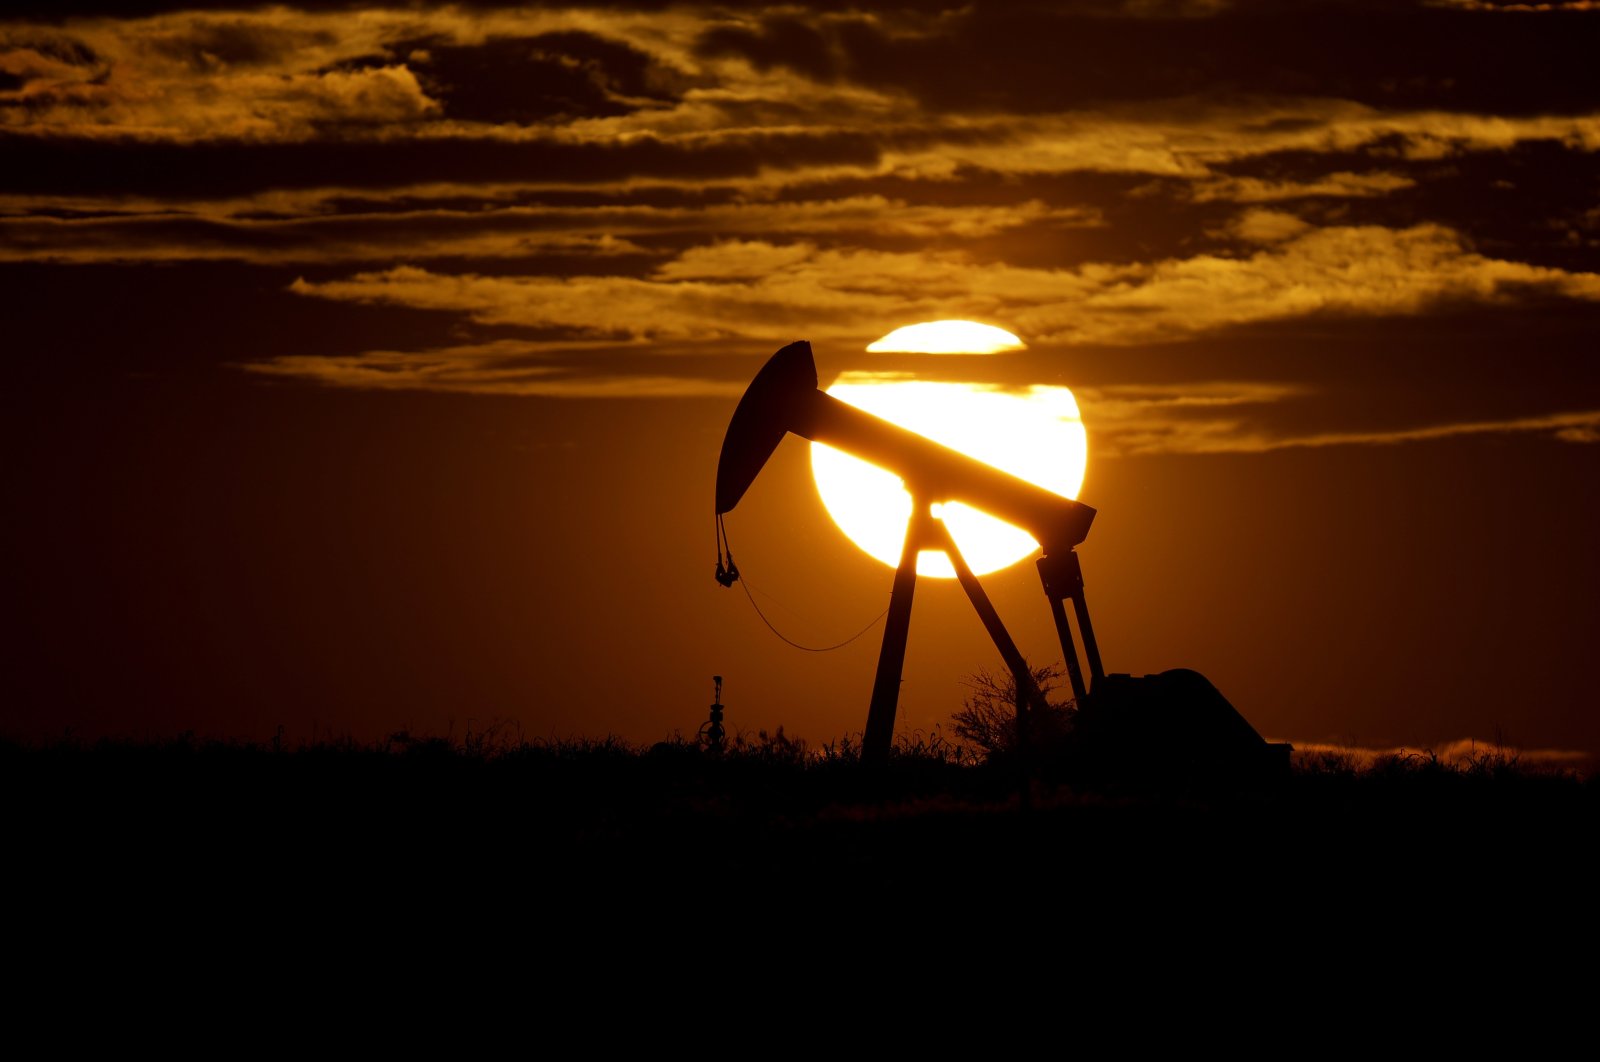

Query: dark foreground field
left=9, top=732, right=1594, bottom=909
left=8, top=731, right=1592, bottom=1013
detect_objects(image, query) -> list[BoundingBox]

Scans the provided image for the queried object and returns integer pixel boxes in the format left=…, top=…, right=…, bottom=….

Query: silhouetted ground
left=8, top=742, right=1594, bottom=1019
left=11, top=732, right=1588, bottom=1013
left=8, top=732, right=1593, bottom=912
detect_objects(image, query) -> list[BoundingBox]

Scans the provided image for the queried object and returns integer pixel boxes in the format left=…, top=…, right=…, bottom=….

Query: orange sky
left=3, top=1, right=1598, bottom=758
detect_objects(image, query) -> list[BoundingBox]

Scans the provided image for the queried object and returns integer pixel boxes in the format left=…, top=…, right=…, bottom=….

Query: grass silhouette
left=6, top=726, right=1589, bottom=835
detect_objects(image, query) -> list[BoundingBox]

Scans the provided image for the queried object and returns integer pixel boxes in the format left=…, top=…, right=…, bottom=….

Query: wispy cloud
left=0, top=7, right=704, bottom=141
left=6, top=7, right=1596, bottom=181
left=14, top=4, right=1600, bottom=444
left=1218, top=410, right=1600, bottom=454
left=1187, top=171, right=1417, bottom=203
left=282, top=223, right=1600, bottom=345
left=0, top=196, right=1092, bottom=265
left=248, top=339, right=1600, bottom=457
left=1083, top=389, right=1600, bottom=456
left=245, top=338, right=744, bottom=399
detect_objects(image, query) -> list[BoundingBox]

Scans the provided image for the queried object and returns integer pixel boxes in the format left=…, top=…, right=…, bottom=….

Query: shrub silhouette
left=949, top=662, right=1074, bottom=760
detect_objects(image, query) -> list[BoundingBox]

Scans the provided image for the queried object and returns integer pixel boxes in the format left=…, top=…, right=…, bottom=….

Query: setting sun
left=865, top=320, right=1026, bottom=354
left=811, top=323, right=1086, bottom=578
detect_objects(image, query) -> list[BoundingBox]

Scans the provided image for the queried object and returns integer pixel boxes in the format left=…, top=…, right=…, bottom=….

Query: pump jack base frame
left=860, top=501, right=1289, bottom=780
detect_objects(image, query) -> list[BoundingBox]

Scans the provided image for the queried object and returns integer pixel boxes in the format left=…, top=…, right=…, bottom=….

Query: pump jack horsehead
left=715, top=340, right=1289, bottom=776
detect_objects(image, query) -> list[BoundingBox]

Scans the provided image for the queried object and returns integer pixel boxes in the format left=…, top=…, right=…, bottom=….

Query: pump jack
left=716, top=341, right=1288, bottom=776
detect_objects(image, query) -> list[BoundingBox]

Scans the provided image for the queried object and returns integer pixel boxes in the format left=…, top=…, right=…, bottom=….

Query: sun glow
left=811, top=324, right=1086, bottom=578
left=865, top=320, right=1025, bottom=354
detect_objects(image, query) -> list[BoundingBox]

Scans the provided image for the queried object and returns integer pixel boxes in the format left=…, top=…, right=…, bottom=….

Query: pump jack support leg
left=1071, top=591, right=1105, bottom=687
left=1046, top=592, right=1089, bottom=704
left=934, top=522, right=1049, bottom=717
left=863, top=506, right=929, bottom=766
left=1039, top=550, right=1101, bottom=703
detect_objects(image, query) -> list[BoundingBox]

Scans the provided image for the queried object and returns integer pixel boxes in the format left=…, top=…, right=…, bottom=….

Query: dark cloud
left=697, top=15, right=844, bottom=81
left=1214, top=140, right=1600, bottom=273
left=0, top=193, right=1080, bottom=266
left=700, top=6, right=1600, bottom=116
left=0, top=129, right=882, bottom=198
left=0, top=70, right=27, bottom=91
left=143, top=17, right=334, bottom=70
left=1, top=29, right=101, bottom=66
left=401, top=31, right=689, bottom=125
left=0, top=209, right=646, bottom=265
left=0, top=1, right=955, bottom=20
left=307, top=181, right=746, bottom=219
left=760, top=167, right=1215, bottom=267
